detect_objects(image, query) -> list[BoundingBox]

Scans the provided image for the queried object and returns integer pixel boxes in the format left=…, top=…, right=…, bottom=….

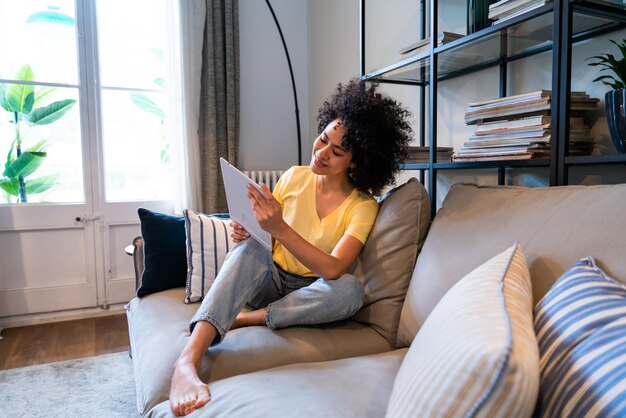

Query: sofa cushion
left=147, top=349, right=408, bottom=418
left=534, top=257, right=626, bottom=417
left=386, top=244, right=539, bottom=418
left=351, top=177, right=430, bottom=345
left=136, top=208, right=187, bottom=298
left=183, top=210, right=235, bottom=303
left=126, top=288, right=394, bottom=415
left=398, top=183, right=626, bottom=347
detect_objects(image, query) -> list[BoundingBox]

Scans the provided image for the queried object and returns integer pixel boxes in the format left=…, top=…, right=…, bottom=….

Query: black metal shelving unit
left=359, top=0, right=626, bottom=218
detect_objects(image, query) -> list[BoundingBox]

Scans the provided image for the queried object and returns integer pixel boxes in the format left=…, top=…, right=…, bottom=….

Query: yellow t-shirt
left=271, top=166, right=379, bottom=277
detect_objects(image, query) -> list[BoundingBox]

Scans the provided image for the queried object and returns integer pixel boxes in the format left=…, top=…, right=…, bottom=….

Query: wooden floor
left=0, top=314, right=130, bottom=370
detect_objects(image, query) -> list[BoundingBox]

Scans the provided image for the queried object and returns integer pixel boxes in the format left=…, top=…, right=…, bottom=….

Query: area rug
left=0, top=351, right=141, bottom=418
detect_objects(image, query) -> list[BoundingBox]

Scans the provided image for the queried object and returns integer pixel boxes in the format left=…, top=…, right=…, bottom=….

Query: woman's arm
left=247, top=183, right=363, bottom=280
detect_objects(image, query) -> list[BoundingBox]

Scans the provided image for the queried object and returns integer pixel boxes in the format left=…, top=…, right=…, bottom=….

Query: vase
left=605, top=89, right=626, bottom=154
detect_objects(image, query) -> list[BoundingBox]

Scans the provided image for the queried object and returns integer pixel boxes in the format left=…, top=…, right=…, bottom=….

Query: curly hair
left=317, top=79, right=412, bottom=194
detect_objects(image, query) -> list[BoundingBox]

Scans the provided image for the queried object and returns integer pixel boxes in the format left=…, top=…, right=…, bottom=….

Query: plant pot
left=605, top=89, right=626, bottom=154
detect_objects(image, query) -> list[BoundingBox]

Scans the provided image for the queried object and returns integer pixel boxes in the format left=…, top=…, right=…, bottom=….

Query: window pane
left=0, top=0, right=78, bottom=85
left=101, top=90, right=172, bottom=202
left=0, top=84, right=84, bottom=204
left=97, top=0, right=174, bottom=202
left=96, top=0, right=169, bottom=89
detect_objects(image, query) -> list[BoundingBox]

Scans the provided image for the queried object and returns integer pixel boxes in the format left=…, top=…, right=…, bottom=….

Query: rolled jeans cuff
left=189, top=314, right=228, bottom=346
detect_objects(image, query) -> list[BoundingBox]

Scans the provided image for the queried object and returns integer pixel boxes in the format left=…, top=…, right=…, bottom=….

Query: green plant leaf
left=26, top=10, right=75, bottom=26
left=35, top=86, right=56, bottom=104
left=0, top=84, right=10, bottom=112
left=3, top=150, right=47, bottom=179
left=26, top=99, right=76, bottom=125
left=16, top=64, right=34, bottom=82
left=130, top=93, right=165, bottom=119
left=587, top=39, right=626, bottom=89
left=6, top=85, right=35, bottom=114
left=4, top=65, right=36, bottom=113
left=25, top=173, right=60, bottom=195
left=154, top=77, right=166, bottom=88
left=0, top=178, right=20, bottom=196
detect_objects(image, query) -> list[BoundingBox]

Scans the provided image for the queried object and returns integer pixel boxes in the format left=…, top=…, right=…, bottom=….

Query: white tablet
left=219, top=158, right=272, bottom=251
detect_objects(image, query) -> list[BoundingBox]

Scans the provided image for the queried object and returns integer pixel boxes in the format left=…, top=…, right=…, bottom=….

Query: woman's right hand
left=230, top=221, right=250, bottom=243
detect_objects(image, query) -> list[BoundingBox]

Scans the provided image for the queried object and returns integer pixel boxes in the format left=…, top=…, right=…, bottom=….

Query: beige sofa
left=126, top=180, right=626, bottom=417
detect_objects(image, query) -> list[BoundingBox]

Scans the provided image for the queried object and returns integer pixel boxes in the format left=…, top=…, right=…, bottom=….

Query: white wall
left=239, top=0, right=310, bottom=170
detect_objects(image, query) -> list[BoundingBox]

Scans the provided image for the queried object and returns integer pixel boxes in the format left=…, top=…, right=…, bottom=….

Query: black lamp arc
left=265, top=0, right=302, bottom=165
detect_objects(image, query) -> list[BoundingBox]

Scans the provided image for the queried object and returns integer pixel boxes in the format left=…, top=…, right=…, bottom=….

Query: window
left=0, top=0, right=176, bottom=204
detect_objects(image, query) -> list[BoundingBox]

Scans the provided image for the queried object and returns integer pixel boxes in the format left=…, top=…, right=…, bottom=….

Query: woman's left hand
left=247, top=183, right=285, bottom=236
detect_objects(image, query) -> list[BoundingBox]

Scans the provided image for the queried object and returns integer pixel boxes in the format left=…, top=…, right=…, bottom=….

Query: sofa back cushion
left=351, top=178, right=430, bottom=345
left=398, top=183, right=626, bottom=347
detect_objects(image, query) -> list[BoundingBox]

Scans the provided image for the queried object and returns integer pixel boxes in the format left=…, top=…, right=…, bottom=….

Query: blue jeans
left=189, top=238, right=364, bottom=345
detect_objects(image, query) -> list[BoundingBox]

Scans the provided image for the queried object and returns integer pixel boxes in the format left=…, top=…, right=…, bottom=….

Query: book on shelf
left=399, top=32, right=463, bottom=55
left=458, top=92, right=596, bottom=163
left=489, top=0, right=549, bottom=22
left=458, top=143, right=549, bottom=155
left=464, top=90, right=599, bottom=125
left=475, top=116, right=585, bottom=135
left=403, top=146, right=454, bottom=163
left=452, top=153, right=543, bottom=162
left=470, top=127, right=591, bottom=141
left=453, top=139, right=594, bottom=162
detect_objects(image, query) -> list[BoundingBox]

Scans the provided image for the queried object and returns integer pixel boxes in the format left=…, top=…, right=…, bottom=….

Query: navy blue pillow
left=136, top=208, right=187, bottom=297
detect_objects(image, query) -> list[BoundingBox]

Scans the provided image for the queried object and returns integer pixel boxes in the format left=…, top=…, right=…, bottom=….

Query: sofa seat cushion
left=398, top=183, right=626, bottom=346
left=126, top=288, right=395, bottom=415
left=147, top=348, right=408, bottom=418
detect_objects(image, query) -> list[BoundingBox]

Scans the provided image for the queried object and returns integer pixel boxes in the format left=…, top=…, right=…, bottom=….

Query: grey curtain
left=198, top=0, right=239, bottom=213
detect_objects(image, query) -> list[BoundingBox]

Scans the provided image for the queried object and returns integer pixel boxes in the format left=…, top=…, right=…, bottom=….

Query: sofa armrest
left=127, top=236, right=144, bottom=290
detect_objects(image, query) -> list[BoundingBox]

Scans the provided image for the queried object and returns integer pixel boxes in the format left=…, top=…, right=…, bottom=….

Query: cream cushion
left=386, top=244, right=539, bottom=418
left=398, top=183, right=626, bottom=347
left=183, top=210, right=235, bottom=303
left=351, top=177, right=430, bottom=344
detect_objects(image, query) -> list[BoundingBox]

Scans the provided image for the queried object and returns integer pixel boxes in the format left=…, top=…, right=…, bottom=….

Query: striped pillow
left=183, top=209, right=235, bottom=303
left=386, top=244, right=539, bottom=418
left=534, top=257, right=626, bottom=418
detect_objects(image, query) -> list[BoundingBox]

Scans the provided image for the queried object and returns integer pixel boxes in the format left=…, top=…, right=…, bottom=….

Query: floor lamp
left=265, top=0, right=302, bottom=165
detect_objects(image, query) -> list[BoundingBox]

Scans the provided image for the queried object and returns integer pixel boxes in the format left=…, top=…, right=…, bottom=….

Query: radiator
left=243, top=170, right=284, bottom=190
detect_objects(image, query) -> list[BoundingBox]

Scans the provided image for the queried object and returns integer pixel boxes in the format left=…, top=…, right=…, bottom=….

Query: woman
left=170, top=79, right=412, bottom=416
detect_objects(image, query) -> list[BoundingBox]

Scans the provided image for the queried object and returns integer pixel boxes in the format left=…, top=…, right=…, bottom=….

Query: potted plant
left=587, top=38, right=626, bottom=153
left=0, top=64, right=75, bottom=202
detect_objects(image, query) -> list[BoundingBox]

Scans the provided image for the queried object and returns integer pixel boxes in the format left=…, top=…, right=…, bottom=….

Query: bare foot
left=231, top=308, right=267, bottom=329
left=169, top=356, right=211, bottom=416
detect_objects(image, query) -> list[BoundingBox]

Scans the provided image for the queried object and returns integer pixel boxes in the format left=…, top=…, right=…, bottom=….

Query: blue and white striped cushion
left=534, top=257, right=626, bottom=418
left=183, top=209, right=235, bottom=303
left=386, top=243, right=539, bottom=418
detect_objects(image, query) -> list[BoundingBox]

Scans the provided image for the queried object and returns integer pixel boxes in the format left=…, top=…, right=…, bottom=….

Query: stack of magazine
left=489, top=0, right=550, bottom=24
left=454, top=90, right=598, bottom=162
left=404, top=146, right=454, bottom=164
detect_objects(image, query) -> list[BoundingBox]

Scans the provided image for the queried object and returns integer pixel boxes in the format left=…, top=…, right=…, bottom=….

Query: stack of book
left=489, top=0, right=550, bottom=24
left=454, top=90, right=598, bottom=162
left=404, top=146, right=454, bottom=164
left=399, top=32, right=463, bottom=56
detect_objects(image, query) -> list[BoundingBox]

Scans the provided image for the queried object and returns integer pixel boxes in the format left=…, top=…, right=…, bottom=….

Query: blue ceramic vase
left=606, top=89, right=626, bottom=154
